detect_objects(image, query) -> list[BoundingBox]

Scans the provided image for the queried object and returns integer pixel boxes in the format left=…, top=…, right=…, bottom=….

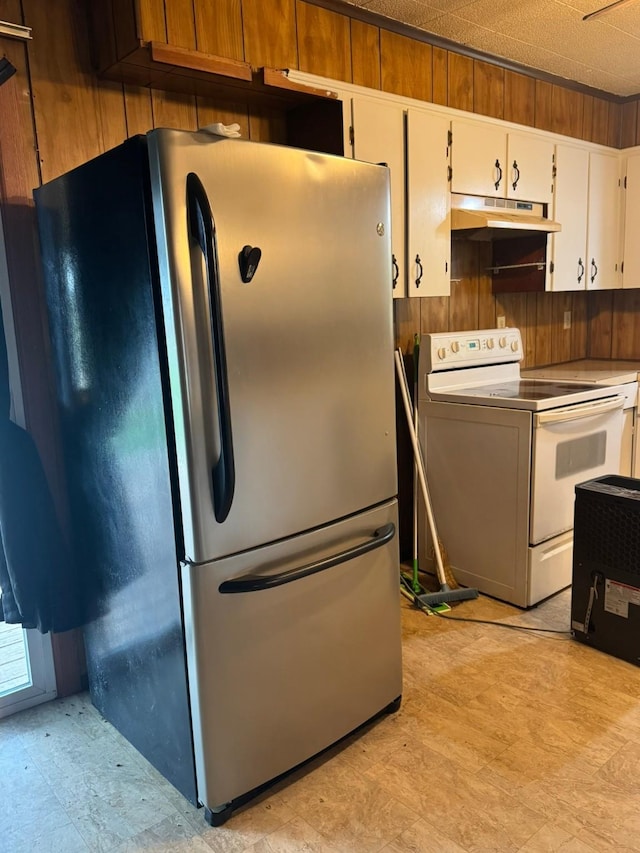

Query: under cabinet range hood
left=451, top=193, right=561, bottom=240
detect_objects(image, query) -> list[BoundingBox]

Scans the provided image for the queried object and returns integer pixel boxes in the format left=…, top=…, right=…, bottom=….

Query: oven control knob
left=487, top=338, right=495, bottom=350
left=451, top=341, right=460, bottom=353
left=437, top=347, right=446, bottom=360
left=511, top=339, right=519, bottom=352
left=499, top=336, right=507, bottom=348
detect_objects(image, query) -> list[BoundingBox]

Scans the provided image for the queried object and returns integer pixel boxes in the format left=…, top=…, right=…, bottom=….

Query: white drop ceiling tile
left=558, top=0, right=603, bottom=13
left=581, top=35, right=640, bottom=80
left=413, top=0, right=478, bottom=10
left=420, top=13, right=491, bottom=44
left=362, top=0, right=439, bottom=26
left=600, top=6, right=640, bottom=35
left=423, top=14, right=636, bottom=93
left=452, top=0, right=577, bottom=38
left=586, top=0, right=640, bottom=27
left=358, top=0, right=474, bottom=11
left=515, top=12, right=640, bottom=71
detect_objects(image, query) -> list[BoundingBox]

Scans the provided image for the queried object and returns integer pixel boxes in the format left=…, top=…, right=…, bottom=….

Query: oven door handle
left=534, top=395, right=625, bottom=426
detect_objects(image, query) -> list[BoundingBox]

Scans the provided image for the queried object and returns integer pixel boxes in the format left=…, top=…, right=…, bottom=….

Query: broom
left=410, top=335, right=460, bottom=592
left=410, top=334, right=421, bottom=595
left=394, top=349, right=479, bottom=607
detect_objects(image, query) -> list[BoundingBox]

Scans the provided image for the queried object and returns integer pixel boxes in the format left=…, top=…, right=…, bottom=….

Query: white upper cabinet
left=622, top=152, right=640, bottom=289
left=405, top=109, right=451, bottom=298
left=551, top=146, right=622, bottom=292
left=450, top=118, right=554, bottom=204
left=549, top=144, right=589, bottom=292
left=349, top=96, right=406, bottom=298
left=450, top=119, right=506, bottom=198
left=507, top=132, right=554, bottom=205
left=586, top=151, right=621, bottom=290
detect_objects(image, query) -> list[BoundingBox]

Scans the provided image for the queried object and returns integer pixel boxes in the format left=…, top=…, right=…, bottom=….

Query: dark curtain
left=0, top=288, right=80, bottom=633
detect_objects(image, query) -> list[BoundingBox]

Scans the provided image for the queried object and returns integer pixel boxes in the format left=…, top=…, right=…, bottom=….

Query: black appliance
left=571, top=474, right=640, bottom=665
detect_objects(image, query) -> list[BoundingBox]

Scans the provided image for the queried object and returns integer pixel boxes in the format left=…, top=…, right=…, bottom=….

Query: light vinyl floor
left=3, top=589, right=640, bottom=853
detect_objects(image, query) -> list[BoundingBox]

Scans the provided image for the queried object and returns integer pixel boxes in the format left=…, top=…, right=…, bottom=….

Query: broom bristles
left=437, top=539, right=460, bottom=590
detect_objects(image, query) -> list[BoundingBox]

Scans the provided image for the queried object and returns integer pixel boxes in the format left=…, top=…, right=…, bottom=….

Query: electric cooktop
left=429, top=379, right=625, bottom=411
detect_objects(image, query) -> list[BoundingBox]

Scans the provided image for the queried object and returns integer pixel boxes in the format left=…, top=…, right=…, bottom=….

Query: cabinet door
left=550, top=144, right=589, bottom=291
left=406, top=110, right=451, bottom=298
left=450, top=119, right=507, bottom=198
left=507, top=132, right=554, bottom=205
left=351, top=97, right=406, bottom=298
left=587, top=151, right=622, bottom=290
left=622, top=153, right=640, bottom=289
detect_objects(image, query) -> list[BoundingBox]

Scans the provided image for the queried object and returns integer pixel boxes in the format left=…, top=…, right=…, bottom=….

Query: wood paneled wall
left=1, top=0, right=640, bottom=683
left=17, top=0, right=632, bottom=364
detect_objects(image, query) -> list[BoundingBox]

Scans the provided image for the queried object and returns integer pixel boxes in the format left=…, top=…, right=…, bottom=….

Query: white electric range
left=418, top=328, right=626, bottom=607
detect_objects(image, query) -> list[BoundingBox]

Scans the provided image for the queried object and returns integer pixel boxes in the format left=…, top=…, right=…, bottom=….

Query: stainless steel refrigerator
left=34, top=129, right=402, bottom=824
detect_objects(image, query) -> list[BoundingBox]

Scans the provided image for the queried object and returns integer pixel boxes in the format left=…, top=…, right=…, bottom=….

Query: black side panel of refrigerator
left=35, top=137, right=197, bottom=804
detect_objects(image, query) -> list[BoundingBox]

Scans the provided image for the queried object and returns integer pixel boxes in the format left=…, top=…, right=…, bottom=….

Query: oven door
left=530, top=395, right=625, bottom=544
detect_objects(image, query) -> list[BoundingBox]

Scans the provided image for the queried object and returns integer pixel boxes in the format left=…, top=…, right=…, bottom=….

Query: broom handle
left=394, top=350, right=448, bottom=587
left=412, top=338, right=419, bottom=573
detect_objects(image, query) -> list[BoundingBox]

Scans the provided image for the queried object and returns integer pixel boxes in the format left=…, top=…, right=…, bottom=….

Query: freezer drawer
left=181, top=499, right=402, bottom=813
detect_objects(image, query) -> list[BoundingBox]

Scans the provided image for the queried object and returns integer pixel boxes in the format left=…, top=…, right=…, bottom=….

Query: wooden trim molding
left=98, top=39, right=338, bottom=106
left=0, top=20, right=32, bottom=41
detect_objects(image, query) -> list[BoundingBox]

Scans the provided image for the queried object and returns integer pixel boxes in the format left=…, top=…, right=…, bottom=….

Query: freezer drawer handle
left=187, top=172, right=235, bottom=522
left=218, top=522, right=396, bottom=594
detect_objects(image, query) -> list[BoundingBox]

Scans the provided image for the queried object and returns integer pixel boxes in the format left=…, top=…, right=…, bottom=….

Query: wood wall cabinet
left=450, top=118, right=554, bottom=205
left=406, top=109, right=451, bottom=297
left=622, top=151, right=640, bottom=289
left=350, top=96, right=406, bottom=297
left=86, top=0, right=344, bottom=153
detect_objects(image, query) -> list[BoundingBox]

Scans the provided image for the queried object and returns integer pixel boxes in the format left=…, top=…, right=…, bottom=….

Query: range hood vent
left=451, top=193, right=561, bottom=240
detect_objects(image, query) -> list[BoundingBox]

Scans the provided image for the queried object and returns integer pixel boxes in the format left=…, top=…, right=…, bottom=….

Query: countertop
left=522, top=359, right=640, bottom=386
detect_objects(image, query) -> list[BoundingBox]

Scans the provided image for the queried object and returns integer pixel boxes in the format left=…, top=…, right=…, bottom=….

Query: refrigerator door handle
left=186, top=172, right=235, bottom=522
left=218, top=522, right=395, bottom=593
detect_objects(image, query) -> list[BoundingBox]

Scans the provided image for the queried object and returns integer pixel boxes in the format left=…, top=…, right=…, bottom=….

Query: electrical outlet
left=497, top=315, right=506, bottom=329
left=563, top=311, right=572, bottom=330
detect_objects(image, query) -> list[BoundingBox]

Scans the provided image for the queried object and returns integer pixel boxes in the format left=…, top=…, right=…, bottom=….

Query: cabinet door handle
left=494, top=158, right=502, bottom=190
left=590, top=258, right=598, bottom=284
left=512, top=160, right=520, bottom=191
left=392, top=253, right=399, bottom=289
left=577, top=257, right=585, bottom=284
left=415, top=254, right=423, bottom=288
